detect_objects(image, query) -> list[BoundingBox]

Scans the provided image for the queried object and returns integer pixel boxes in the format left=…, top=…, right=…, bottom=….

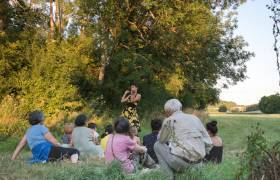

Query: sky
left=219, top=0, right=280, bottom=105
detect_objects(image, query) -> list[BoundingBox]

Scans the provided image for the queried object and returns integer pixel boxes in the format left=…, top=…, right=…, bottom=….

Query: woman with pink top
left=105, top=117, right=149, bottom=173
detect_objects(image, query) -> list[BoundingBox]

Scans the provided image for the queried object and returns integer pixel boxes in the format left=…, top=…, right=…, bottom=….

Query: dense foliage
left=259, top=93, right=280, bottom=114
left=237, top=125, right=280, bottom=180
left=0, top=0, right=252, bottom=136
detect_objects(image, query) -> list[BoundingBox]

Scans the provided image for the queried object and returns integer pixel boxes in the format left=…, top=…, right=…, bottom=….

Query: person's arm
left=11, top=135, right=27, bottom=160
left=133, top=144, right=147, bottom=154
left=44, top=132, right=60, bottom=146
left=197, top=118, right=213, bottom=153
left=136, top=136, right=141, bottom=145
left=158, top=119, right=171, bottom=144
left=69, top=139, right=74, bottom=147
left=130, top=94, right=141, bottom=103
left=121, top=90, right=130, bottom=103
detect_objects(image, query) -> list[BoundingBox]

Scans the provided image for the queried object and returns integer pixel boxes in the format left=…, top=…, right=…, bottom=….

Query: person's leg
left=141, top=153, right=156, bottom=169
left=48, top=146, right=80, bottom=163
left=154, top=142, right=190, bottom=178
left=95, top=145, right=104, bottom=159
left=154, top=142, right=175, bottom=177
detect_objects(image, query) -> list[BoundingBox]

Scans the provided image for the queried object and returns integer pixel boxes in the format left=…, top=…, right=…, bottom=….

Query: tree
left=0, top=0, right=254, bottom=136
left=259, top=93, right=280, bottom=114
left=268, top=1, right=280, bottom=85
left=72, top=0, right=253, bottom=109
left=218, top=105, right=227, bottom=112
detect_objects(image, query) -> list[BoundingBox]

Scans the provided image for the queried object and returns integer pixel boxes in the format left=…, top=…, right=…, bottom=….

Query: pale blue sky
left=220, top=0, right=280, bottom=105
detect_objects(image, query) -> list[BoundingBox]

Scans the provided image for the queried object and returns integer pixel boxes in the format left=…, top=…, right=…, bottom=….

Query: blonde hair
left=64, top=123, right=74, bottom=134
left=129, top=126, right=138, bottom=136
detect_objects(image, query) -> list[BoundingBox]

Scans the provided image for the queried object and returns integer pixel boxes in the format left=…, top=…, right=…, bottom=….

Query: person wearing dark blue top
left=11, top=111, right=80, bottom=163
left=143, top=118, right=162, bottom=163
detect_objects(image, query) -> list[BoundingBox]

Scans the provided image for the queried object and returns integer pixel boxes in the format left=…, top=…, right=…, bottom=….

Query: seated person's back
left=11, top=111, right=80, bottom=164
left=143, top=118, right=162, bottom=163
left=72, top=114, right=104, bottom=158
left=105, top=117, right=147, bottom=173
left=88, top=123, right=100, bottom=145
left=62, top=123, right=74, bottom=145
left=205, top=121, right=223, bottom=163
left=100, top=124, right=113, bottom=150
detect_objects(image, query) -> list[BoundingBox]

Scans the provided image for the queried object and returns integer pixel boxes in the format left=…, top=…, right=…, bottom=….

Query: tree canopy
left=0, top=0, right=253, bottom=134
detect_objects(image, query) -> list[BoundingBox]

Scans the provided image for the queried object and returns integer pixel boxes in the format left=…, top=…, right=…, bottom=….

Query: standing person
left=143, top=118, right=162, bottom=163
left=71, top=114, right=104, bottom=159
left=204, top=121, right=223, bottom=163
left=11, top=111, right=79, bottom=164
left=121, top=84, right=141, bottom=131
left=154, top=99, right=213, bottom=178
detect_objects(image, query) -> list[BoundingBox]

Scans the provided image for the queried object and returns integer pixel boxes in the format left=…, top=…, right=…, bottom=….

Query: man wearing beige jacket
left=154, top=99, right=212, bottom=178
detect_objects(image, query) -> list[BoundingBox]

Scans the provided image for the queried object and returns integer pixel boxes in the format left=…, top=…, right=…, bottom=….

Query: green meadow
left=0, top=114, right=279, bottom=180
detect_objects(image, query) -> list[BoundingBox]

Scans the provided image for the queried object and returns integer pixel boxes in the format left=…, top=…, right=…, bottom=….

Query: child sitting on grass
left=61, top=123, right=74, bottom=146
left=129, top=126, right=141, bottom=145
left=11, top=111, right=80, bottom=164
left=100, top=124, right=113, bottom=151
left=88, top=123, right=100, bottom=145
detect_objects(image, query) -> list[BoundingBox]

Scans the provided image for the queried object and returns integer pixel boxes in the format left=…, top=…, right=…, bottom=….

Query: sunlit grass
left=0, top=114, right=279, bottom=179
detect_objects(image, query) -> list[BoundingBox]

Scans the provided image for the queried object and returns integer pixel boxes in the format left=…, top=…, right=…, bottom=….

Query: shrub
left=218, top=105, right=227, bottom=112
left=259, top=93, right=280, bottom=114
left=0, top=95, right=29, bottom=137
left=0, top=42, right=107, bottom=137
left=237, top=125, right=280, bottom=180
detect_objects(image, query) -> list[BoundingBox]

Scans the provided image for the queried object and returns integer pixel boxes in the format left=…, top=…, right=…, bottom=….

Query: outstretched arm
left=11, top=135, right=27, bottom=160
left=158, top=119, right=171, bottom=144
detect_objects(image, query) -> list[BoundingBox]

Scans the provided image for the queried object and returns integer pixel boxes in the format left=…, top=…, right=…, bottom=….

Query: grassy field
left=0, top=114, right=279, bottom=180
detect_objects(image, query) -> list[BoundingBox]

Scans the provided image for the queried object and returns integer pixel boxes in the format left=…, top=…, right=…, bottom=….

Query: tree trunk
left=98, top=54, right=108, bottom=85
left=49, top=0, right=54, bottom=39
left=98, top=42, right=109, bottom=85
left=55, top=0, right=61, bottom=36
left=0, top=1, right=9, bottom=31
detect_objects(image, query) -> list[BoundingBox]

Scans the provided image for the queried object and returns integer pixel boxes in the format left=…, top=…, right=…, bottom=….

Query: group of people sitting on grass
left=11, top=99, right=223, bottom=178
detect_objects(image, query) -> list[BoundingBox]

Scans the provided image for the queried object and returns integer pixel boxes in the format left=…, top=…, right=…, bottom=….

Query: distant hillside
left=207, top=100, right=259, bottom=113
left=207, top=100, right=240, bottom=113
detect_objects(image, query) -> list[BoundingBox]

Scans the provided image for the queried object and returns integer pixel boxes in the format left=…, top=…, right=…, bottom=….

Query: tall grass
left=0, top=152, right=239, bottom=180
left=1, top=114, right=279, bottom=179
